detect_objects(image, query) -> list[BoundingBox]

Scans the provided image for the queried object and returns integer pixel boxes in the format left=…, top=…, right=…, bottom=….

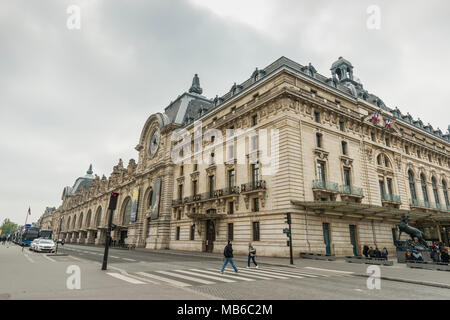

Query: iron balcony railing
left=213, top=186, right=240, bottom=197
left=340, top=185, right=364, bottom=197
left=240, top=180, right=266, bottom=193
left=381, top=193, right=401, bottom=203
left=312, top=180, right=340, bottom=193
left=409, top=199, right=443, bottom=210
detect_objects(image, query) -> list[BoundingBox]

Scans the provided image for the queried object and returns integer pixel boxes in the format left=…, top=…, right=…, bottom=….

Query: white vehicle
left=34, top=239, right=56, bottom=253
left=29, top=238, right=41, bottom=251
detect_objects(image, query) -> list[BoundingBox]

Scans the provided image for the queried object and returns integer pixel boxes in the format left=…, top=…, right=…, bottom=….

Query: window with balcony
left=209, top=175, right=215, bottom=198
left=252, top=221, right=260, bottom=241
left=193, top=180, right=198, bottom=196
left=408, top=170, right=417, bottom=201
left=379, top=180, right=386, bottom=197
left=317, top=161, right=326, bottom=183
left=387, top=178, right=393, bottom=196
left=228, top=169, right=235, bottom=191
left=343, top=168, right=351, bottom=186
left=251, top=163, right=259, bottom=187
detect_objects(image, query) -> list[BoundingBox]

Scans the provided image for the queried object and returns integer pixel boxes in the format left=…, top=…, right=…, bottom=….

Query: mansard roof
left=158, top=57, right=449, bottom=143
left=62, top=165, right=95, bottom=198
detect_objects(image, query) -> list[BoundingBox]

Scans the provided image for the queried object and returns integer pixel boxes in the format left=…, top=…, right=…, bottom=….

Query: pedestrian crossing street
left=106, top=266, right=354, bottom=288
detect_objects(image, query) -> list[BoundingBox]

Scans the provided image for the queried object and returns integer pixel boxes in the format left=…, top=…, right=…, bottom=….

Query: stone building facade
left=39, top=56, right=450, bottom=257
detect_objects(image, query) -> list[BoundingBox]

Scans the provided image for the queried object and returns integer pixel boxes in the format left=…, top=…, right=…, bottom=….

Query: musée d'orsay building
left=37, top=56, right=450, bottom=257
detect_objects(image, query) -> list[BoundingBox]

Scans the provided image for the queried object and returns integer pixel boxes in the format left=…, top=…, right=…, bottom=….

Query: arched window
left=95, top=207, right=102, bottom=227
left=432, top=177, right=440, bottom=205
left=420, top=174, right=429, bottom=203
left=86, top=210, right=92, bottom=228
left=408, top=170, right=417, bottom=202
left=79, top=212, right=83, bottom=228
left=147, top=189, right=153, bottom=209
left=443, top=179, right=449, bottom=208
left=377, top=154, right=382, bottom=166
left=122, top=197, right=132, bottom=225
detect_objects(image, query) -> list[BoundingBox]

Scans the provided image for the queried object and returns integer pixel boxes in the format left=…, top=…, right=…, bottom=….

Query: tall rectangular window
left=252, top=222, right=260, bottom=241
left=317, top=162, right=326, bottom=182
left=228, top=169, right=235, bottom=191
left=193, top=180, right=197, bottom=196
left=251, top=163, right=259, bottom=186
left=228, top=223, right=234, bottom=241
left=379, top=180, right=386, bottom=196
left=316, top=133, right=322, bottom=148
left=176, top=226, right=180, bottom=240
left=209, top=175, right=215, bottom=197
left=343, top=168, right=351, bottom=186
left=387, top=178, right=393, bottom=196
left=341, top=141, right=347, bottom=155
left=178, top=184, right=183, bottom=201
left=385, top=138, right=390, bottom=147
left=180, top=165, right=184, bottom=176
left=339, top=121, right=344, bottom=131
left=371, top=132, right=375, bottom=142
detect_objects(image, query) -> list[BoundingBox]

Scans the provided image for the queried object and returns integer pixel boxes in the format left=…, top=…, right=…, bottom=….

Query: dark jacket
left=224, top=244, right=233, bottom=258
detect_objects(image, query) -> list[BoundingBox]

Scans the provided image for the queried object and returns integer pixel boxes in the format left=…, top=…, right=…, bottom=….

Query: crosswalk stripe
left=194, top=269, right=259, bottom=281
left=106, top=273, right=145, bottom=284
left=204, top=269, right=256, bottom=281
left=304, top=267, right=354, bottom=274
left=176, top=270, right=235, bottom=283
left=226, top=269, right=275, bottom=280
left=122, top=258, right=137, bottom=262
left=261, top=267, right=321, bottom=278
left=136, top=272, right=192, bottom=287
left=236, top=269, right=290, bottom=279
left=156, top=270, right=215, bottom=285
left=243, top=268, right=304, bottom=279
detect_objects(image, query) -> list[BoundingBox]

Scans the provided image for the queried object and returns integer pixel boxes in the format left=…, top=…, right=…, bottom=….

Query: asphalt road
left=1, top=243, right=449, bottom=300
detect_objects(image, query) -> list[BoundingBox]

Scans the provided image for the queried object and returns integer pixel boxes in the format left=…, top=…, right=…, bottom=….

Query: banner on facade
left=130, top=187, right=140, bottom=223
left=151, top=178, right=162, bottom=220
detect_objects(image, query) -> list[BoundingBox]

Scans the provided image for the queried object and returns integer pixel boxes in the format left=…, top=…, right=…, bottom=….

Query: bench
left=300, top=252, right=336, bottom=261
left=406, top=261, right=450, bottom=271
left=345, top=256, right=393, bottom=266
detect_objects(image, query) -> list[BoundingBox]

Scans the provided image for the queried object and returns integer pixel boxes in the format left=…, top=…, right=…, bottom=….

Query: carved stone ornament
left=314, top=148, right=329, bottom=160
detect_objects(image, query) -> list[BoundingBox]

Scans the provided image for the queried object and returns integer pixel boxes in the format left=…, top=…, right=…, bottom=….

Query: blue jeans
left=248, top=255, right=258, bottom=267
left=221, top=257, right=238, bottom=272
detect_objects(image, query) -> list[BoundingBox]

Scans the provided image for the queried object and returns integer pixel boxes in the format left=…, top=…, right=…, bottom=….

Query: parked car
left=29, top=238, right=41, bottom=251
left=34, top=239, right=56, bottom=253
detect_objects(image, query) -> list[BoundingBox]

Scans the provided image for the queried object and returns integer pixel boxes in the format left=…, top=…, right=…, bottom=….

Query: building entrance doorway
left=205, top=220, right=215, bottom=253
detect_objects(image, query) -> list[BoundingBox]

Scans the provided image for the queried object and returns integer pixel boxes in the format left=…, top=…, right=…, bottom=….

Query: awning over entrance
left=291, top=200, right=450, bottom=223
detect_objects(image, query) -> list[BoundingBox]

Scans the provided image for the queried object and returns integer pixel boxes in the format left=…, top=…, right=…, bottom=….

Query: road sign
left=25, top=224, right=31, bottom=229
left=283, top=228, right=289, bottom=234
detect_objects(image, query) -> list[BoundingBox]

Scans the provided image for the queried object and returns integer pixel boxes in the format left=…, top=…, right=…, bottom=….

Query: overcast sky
left=1, top=0, right=449, bottom=226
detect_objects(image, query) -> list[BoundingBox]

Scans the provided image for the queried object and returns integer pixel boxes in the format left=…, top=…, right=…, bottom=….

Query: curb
left=353, top=273, right=450, bottom=289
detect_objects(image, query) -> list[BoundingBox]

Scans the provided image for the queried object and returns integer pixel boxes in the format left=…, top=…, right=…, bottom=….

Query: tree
left=0, top=218, right=18, bottom=236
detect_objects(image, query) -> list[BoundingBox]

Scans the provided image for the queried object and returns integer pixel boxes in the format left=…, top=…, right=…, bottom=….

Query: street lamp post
left=102, top=192, right=119, bottom=271
left=55, top=217, right=63, bottom=254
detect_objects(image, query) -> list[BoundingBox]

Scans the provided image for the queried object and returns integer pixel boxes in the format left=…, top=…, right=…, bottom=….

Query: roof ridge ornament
left=189, top=74, right=203, bottom=95
left=86, top=164, right=93, bottom=175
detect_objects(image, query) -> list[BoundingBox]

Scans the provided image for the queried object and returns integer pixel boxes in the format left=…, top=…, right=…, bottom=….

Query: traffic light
left=108, top=192, right=119, bottom=210
left=285, top=212, right=291, bottom=225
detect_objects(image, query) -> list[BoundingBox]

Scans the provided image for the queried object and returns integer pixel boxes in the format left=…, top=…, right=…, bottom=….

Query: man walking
left=220, top=240, right=238, bottom=274
left=247, top=242, right=258, bottom=268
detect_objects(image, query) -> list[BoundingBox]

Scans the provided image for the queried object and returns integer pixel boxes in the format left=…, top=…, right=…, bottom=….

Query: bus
left=39, top=229, right=52, bottom=239
left=20, top=227, right=40, bottom=246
